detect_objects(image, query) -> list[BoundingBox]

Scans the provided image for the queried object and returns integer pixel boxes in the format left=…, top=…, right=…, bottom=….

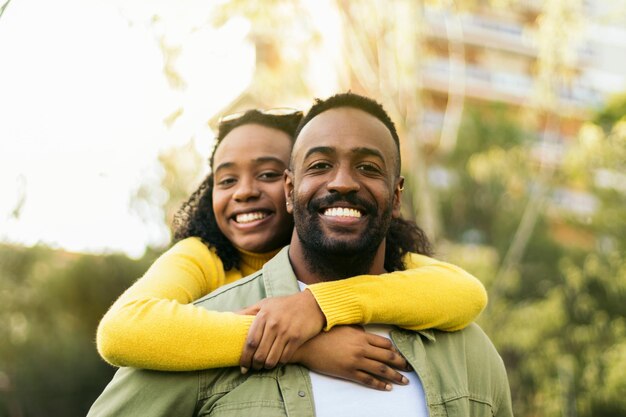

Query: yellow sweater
left=97, top=237, right=487, bottom=371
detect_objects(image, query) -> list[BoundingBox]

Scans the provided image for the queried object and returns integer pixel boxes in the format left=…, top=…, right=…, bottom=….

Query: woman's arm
left=96, top=237, right=255, bottom=371
left=239, top=253, right=487, bottom=370
left=307, top=252, right=488, bottom=331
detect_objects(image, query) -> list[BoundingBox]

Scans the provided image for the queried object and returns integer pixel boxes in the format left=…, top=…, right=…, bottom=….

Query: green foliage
left=593, top=92, right=626, bottom=133
left=0, top=244, right=159, bottom=417
left=439, top=102, right=626, bottom=417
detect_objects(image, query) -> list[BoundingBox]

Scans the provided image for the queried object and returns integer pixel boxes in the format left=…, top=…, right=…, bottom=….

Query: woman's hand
left=291, top=325, right=412, bottom=391
left=238, top=290, right=325, bottom=372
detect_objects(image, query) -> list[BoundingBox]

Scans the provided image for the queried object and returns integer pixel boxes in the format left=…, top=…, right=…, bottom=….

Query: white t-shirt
left=299, top=282, right=428, bottom=417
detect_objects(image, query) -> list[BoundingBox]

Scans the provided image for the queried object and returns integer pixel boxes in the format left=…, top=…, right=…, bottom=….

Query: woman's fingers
left=263, top=335, right=292, bottom=369
left=237, top=304, right=260, bottom=315
left=352, top=369, right=395, bottom=391
left=355, top=356, right=409, bottom=388
left=364, top=333, right=411, bottom=371
left=240, top=293, right=326, bottom=372
left=249, top=313, right=278, bottom=370
left=240, top=314, right=266, bottom=372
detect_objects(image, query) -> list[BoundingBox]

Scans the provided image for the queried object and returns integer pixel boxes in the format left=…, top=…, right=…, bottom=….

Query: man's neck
left=288, top=235, right=387, bottom=285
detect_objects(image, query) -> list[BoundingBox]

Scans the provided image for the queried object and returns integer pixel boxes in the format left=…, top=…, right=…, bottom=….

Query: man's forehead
left=292, top=107, right=396, bottom=162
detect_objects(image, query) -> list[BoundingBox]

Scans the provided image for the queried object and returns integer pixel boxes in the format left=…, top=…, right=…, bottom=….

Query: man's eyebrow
left=352, top=147, right=385, bottom=161
left=303, top=146, right=335, bottom=160
left=214, top=156, right=287, bottom=174
left=303, top=146, right=386, bottom=162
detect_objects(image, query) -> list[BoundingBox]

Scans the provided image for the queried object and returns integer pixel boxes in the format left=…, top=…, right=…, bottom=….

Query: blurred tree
left=440, top=101, right=626, bottom=416
left=0, top=0, right=12, bottom=20
left=0, top=244, right=158, bottom=416
left=130, top=139, right=206, bottom=240
left=593, top=92, right=626, bottom=134
left=210, top=0, right=319, bottom=110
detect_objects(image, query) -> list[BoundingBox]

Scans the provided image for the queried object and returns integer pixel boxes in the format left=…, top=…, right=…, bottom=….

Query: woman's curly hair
left=172, top=109, right=302, bottom=271
left=384, top=217, right=432, bottom=272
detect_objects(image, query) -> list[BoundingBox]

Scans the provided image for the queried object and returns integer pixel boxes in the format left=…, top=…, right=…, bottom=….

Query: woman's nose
left=233, top=178, right=261, bottom=202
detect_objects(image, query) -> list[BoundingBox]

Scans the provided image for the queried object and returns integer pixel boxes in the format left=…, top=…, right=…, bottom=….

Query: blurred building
left=421, top=1, right=626, bottom=142
left=416, top=2, right=626, bottom=249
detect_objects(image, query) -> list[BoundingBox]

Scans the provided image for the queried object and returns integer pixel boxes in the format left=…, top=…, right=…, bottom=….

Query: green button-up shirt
left=88, top=247, right=513, bottom=417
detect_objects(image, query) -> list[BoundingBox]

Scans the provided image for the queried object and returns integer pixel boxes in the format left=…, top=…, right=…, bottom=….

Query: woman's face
left=212, top=123, right=294, bottom=253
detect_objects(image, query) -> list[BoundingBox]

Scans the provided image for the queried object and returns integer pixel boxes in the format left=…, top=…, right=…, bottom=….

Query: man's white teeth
left=323, top=207, right=362, bottom=218
left=236, top=212, right=268, bottom=223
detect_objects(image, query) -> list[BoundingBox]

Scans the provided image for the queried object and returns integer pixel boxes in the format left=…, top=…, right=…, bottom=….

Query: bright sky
left=0, top=0, right=257, bottom=257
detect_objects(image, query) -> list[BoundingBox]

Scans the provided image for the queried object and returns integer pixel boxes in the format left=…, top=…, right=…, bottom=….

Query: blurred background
left=1, top=0, right=625, bottom=415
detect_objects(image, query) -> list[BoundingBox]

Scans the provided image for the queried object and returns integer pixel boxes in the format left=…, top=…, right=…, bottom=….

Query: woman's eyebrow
left=214, top=161, right=235, bottom=173
left=253, top=156, right=288, bottom=166
left=214, top=156, right=287, bottom=174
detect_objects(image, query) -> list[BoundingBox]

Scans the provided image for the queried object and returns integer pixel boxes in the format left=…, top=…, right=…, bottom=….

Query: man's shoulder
left=192, top=247, right=296, bottom=312
left=413, top=324, right=512, bottom=415
left=193, top=270, right=266, bottom=311
left=434, top=323, right=503, bottom=363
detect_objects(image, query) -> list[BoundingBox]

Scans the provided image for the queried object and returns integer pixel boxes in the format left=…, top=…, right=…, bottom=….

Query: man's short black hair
left=293, top=92, right=401, bottom=174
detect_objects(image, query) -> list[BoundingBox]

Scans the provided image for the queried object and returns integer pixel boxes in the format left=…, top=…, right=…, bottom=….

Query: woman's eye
left=217, top=178, right=236, bottom=187
left=258, top=171, right=281, bottom=180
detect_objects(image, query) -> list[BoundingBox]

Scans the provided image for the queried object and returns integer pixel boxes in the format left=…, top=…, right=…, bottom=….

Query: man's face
left=285, top=107, right=403, bottom=256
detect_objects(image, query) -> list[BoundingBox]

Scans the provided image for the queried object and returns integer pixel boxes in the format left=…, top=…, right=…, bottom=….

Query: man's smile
left=322, top=207, right=363, bottom=218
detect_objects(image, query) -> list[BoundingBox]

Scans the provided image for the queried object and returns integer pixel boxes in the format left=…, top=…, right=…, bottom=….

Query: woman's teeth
left=236, top=212, right=268, bottom=224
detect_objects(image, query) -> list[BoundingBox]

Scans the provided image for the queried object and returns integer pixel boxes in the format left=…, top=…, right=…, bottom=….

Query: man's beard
left=292, top=192, right=392, bottom=280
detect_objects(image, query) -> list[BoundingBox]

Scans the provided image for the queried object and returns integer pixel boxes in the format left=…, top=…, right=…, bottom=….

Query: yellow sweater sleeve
left=96, top=237, right=255, bottom=371
left=307, top=252, right=487, bottom=332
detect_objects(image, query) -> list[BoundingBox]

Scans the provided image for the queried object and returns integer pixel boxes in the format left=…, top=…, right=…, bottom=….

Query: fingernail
left=385, top=383, right=392, bottom=391
left=401, top=376, right=409, bottom=384
left=240, top=367, right=248, bottom=374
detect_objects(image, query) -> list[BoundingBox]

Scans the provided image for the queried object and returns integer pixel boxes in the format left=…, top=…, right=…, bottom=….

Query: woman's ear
left=284, top=169, right=294, bottom=214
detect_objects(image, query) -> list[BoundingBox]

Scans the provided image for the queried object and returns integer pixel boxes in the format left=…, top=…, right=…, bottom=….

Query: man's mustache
left=307, top=193, right=376, bottom=214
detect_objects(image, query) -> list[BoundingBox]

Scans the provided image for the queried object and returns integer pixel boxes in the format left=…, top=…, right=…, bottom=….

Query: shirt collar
left=261, top=246, right=301, bottom=298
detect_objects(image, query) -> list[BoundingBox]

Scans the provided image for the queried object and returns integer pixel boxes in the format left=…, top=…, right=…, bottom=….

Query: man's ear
left=392, top=176, right=404, bottom=218
left=284, top=169, right=294, bottom=214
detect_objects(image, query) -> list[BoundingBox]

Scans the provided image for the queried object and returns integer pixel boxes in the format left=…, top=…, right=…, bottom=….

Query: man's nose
left=233, top=178, right=261, bottom=202
left=326, top=166, right=360, bottom=194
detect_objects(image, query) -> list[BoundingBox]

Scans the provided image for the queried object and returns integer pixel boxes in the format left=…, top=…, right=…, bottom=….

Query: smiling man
left=88, top=93, right=513, bottom=417
left=286, top=100, right=404, bottom=283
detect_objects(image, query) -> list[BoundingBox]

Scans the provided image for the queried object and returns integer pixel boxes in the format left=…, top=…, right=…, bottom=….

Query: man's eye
left=357, top=163, right=381, bottom=173
left=309, top=162, right=331, bottom=170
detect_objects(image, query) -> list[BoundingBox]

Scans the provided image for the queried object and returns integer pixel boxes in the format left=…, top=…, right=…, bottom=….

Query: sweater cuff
left=307, top=282, right=362, bottom=331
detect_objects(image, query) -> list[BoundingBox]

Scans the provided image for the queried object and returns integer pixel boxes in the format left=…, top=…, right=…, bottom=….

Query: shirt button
left=298, top=391, right=306, bottom=397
